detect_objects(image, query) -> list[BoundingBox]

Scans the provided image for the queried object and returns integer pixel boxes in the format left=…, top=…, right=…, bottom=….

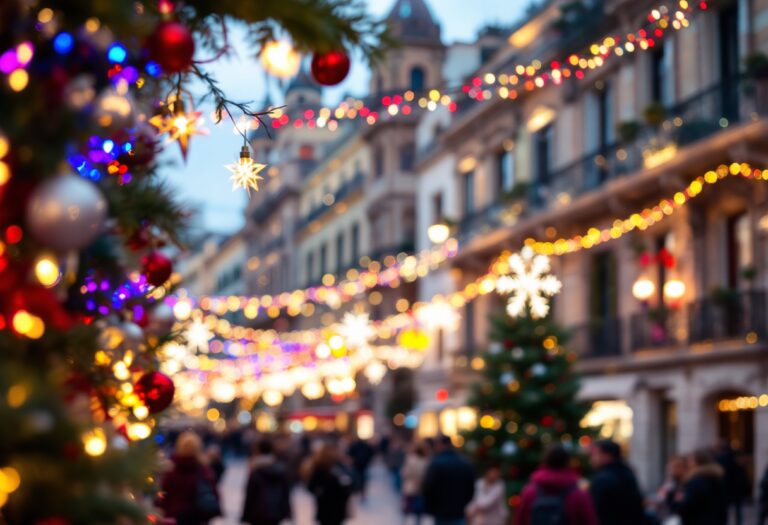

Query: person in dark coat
left=758, top=464, right=768, bottom=525
left=308, top=441, right=355, bottom=525
left=158, top=431, right=220, bottom=525
left=422, top=435, right=476, bottom=525
left=589, top=439, right=646, bottom=525
left=675, top=449, right=728, bottom=525
left=347, top=437, right=375, bottom=499
left=714, top=440, right=750, bottom=525
left=241, top=439, right=292, bottom=525
left=516, top=446, right=599, bottom=525
left=205, top=444, right=225, bottom=485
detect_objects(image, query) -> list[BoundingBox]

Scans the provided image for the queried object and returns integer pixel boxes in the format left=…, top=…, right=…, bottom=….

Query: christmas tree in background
left=463, top=248, right=593, bottom=504
left=0, top=1, right=385, bottom=523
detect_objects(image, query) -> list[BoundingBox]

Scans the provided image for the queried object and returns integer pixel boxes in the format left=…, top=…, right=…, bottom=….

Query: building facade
left=413, top=0, right=768, bottom=491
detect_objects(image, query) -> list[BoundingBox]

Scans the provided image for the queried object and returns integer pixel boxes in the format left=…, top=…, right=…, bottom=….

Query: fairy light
left=34, top=254, right=61, bottom=287
left=83, top=428, right=107, bottom=456
left=260, top=40, right=301, bottom=79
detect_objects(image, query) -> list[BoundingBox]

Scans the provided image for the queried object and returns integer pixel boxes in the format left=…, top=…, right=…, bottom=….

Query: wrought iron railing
left=570, top=317, right=623, bottom=359
left=688, top=290, right=767, bottom=343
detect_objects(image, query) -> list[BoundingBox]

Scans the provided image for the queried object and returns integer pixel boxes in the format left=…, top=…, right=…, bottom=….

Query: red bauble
left=541, top=415, right=555, bottom=427
left=146, top=21, right=195, bottom=73
left=311, top=50, right=351, bottom=86
left=134, top=371, right=175, bottom=414
left=141, top=251, right=173, bottom=287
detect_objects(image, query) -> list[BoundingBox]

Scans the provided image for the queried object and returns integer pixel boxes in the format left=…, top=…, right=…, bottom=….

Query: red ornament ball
left=134, top=371, right=175, bottom=413
left=141, top=251, right=173, bottom=287
left=541, top=415, right=555, bottom=427
left=146, top=21, right=195, bottom=73
left=311, top=50, right=351, bottom=86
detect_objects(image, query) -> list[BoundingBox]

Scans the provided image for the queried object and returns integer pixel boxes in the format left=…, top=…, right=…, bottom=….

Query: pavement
left=213, top=459, right=421, bottom=525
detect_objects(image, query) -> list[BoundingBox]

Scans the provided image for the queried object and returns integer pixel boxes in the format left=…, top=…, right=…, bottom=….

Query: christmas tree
left=0, top=1, right=385, bottom=523
left=463, top=249, right=593, bottom=506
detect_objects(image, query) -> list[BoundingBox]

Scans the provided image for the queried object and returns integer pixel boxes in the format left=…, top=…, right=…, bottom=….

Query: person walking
left=308, top=441, right=356, bottom=525
left=241, top=438, right=292, bottom=525
left=466, top=464, right=508, bottom=525
left=402, top=442, right=429, bottom=525
left=715, top=441, right=750, bottom=525
left=422, top=435, right=476, bottom=525
left=674, top=449, right=728, bottom=525
left=157, top=431, right=221, bottom=525
left=654, top=456, right=687, bottom=525
left=758, top=463, right=768, bottom=525
left=589, top=439, right=646, bottom=525
left=347, top=436, right=375, bottom=500
left=205, top=444, right=225, bottom=485
left=515, top=445, right=598, bottom=525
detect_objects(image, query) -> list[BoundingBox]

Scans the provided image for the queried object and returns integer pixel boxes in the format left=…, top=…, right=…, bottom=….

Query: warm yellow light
left=37, top=8, right=54, bottom=23
left=113, top=361, right=130, bottom=381
left=427, top=223, right=451, bottom=245
left=126, top=422, right=151, bottom=441
left=8, top=70, right=29, bottom=92
left=262, top=389, right=283, bottom=407
left=34, top=254, right=61, bottom=287
left=663, top=279, right=686, bottom=301
left=301, top=381, right=325, bottom=400
left=260, top=40, right=301, bottom=79
left=0, top=467, right=21, bottom=494
left=632, top=278, right=655, bottom=301
left=0, top=134, right=9, bottom=159
left=206, top=408, right=220, bottom=421
left=133, top=405, right=149, bottom=420
left=83, top=428, right=107, bottom=456
left=12, top=311, right=34, bottom=335
left=173, top=298, right=192, bottom=321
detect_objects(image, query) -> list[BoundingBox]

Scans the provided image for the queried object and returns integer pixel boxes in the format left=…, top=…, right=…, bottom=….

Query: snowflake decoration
left=496, top=246, right=562, bottom=319
left=338, top=312, right=376, bottom=349
left=185, top=318, right=213, bottom=353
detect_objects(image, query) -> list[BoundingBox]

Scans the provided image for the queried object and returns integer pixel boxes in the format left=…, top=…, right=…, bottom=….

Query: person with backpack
left=466, top=464, right=508, bottom=525
left=241, top=438, right=292, bottom=525
left=589, top=440, right=646, bottom=525
left=673, top=449, right=728, bottom=525
left=308, top=441, right=356, bottom=525
left=422, top=435, right=476, bottom=525
left=516, top=445, right=598, bottom=525
left=157, top=430, right=221, bottom=525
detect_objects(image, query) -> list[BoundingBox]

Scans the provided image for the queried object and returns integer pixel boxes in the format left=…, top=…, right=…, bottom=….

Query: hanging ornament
left=149, top=96, right=206, bottom=161
left=120, top=321, right=145, bottom=351
left=146, top=301, right=175, bottom=336
left=531, top=363, right=547, bottom=377
left=146, top=21, right=195, bottom=73
left=502, top=441, right=518, bottom=456
left=489, top=341, right=503, bottom=355
left=260, top=40, right=301, bottom=79
left=311, top=50, right=351, bottom=86
left=141, top=251, right=173, bottom=287
left=226, top=145, right=266, bottom=196
left=92, top=81, right=136, bottom=133
left=511, top=347, right=525, bottom=360
left=496, top=246, right=562, bottom=319
left=26, top=172, right=107, bottom=251
left=134, top=371, right=175, bottom=414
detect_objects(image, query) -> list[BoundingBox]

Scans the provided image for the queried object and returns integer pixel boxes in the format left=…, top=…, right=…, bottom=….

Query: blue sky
left=162, top=0, right=527, bottom=235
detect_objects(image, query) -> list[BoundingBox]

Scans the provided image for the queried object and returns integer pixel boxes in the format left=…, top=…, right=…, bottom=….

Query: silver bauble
left=121, top=321, right=145, bottom=351
left=93, top=83, right=135, bottom=133
left=26, top=173, right=107, bottom=251
left=146, top=302, right=175, bottom=336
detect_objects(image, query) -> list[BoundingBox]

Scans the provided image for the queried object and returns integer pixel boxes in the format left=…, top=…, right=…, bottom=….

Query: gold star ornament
left=226, top=145, right=266, bottom=196
left=149, top=98, right=207, bottom=161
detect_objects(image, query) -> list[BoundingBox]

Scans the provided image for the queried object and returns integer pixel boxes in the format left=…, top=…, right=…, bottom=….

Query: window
left=726, top=213, right=752, bottom=289
left=306, top=252, right=314, bottom=284
left=534, top=124, right=553, bottom=187
left=650, top=46, right=666, bottom=103
left=336, top=232, right=345, bottom=273
left=719, top=4, right=739, bottom=119
left=319, top=244, right=328, bottom=277
left=432, top=192, right=443, bottom=223
left=463, top=170, right=475, bottom=216
left=497, top=149, right=515, bottom=195
left=351, top=223, right=360, bottom=264
left=410, top=67, right=425, bottom=92
left=400, top=142, right=415, bottom=171
left=464, top=301, right=475, bottom=355
left=374, top=147, right=385, bottom=178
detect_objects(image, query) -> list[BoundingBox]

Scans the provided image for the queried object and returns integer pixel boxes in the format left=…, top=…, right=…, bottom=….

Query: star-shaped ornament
left=149, top=98, right=207, bottom=161
left=226, top=146, right=266, bottom=196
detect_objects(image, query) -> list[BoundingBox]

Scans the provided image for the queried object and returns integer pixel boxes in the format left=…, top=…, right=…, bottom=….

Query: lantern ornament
left=663, top=279, right=686, bottom=302
left=427, top=222, right=451, bottom=245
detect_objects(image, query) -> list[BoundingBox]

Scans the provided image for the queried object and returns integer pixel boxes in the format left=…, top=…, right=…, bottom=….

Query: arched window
left=410, top=66, right=425, bottom=92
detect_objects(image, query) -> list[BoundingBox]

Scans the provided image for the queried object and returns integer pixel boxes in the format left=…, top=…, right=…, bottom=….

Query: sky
left=161, top=0, right=528, bottom=235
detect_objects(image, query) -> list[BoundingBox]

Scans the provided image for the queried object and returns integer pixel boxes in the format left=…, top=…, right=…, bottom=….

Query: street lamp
left=427, top=222, right=451, bottom=245
left=632, top=277, right=656, bottom=302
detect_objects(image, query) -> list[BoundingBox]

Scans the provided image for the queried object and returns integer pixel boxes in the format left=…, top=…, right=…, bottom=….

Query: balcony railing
left=570, top=317, right=623, bottom=359
left=688, top=290, right=767, bottom=343
left=296, top=172, right=365, bottom=232
left=539, top=76, right=767, bottom=209
left=574, top=290, right=767, bottom=359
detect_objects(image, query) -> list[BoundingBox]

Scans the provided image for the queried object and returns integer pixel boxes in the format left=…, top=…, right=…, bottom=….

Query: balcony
left=570, top=317, right=623, bottom=359
left=574, top=290, right=767, bottom=360
left=296, top=172, right=365, bottom=232
left=539, top=76, right=768, bottom=209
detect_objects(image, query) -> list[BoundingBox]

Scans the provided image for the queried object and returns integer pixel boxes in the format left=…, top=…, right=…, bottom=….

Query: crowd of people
left=153, top=428, right=765, bottom=525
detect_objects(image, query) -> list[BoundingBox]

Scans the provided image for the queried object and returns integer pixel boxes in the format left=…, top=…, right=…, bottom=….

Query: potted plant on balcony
left=617, top=120, right=642, bottom=144
left=643, top=102, right=667, bottom=127
left=501, top=181, right=531, bottom=203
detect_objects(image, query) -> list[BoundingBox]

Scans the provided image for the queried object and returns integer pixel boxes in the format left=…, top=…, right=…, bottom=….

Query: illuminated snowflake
left=338, top=312, right=376, bottom=349
left=496, top=246, right=562, bottom=319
